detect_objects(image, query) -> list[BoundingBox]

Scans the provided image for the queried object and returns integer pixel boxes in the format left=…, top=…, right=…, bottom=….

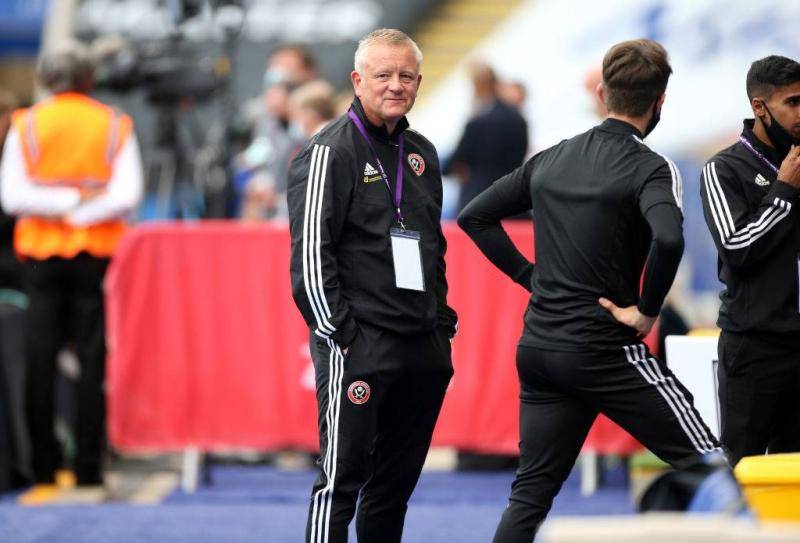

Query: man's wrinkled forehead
left=362, top=44, right=419, bottom=73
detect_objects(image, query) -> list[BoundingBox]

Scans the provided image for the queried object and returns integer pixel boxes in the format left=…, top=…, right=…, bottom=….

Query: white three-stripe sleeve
left=701, top=158, right=798, bottom=269
left=631, top=136, right=683, bottom=214
left=288, top=143, right=358, bottom=346
left=656, top=152, right=683, bottom=212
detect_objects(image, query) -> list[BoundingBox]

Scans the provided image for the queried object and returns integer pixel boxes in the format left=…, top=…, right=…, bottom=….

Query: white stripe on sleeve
left=301, top=144, right=337, bottom=338
left=703, top=161, right=791, bottom=250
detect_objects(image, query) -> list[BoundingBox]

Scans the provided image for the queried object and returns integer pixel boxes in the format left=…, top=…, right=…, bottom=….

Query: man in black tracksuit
left=287, top=29, right=456, bottom=543
left=700, top=56, right=800, bottom=467
left=459, top=39, right=722, bottom=542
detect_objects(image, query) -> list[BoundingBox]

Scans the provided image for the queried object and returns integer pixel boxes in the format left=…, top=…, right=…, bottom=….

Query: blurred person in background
left=334, top=90, right=356, bottom=118
left=236, top=44, right=320, bottom=220
left=240, top=43, right=321, bottom=126
left=0, top=89, right=22, bottom=291
left=0, top=87, right=28, bottom=494
left=583, top=64, right=609, bottom=118
left=445, top=61, right=528, bottom=214
left=288, top=28, right=457, bottom=543
left=700, top=55, right=800, bottom=466
left=288, top=80, right=336, bottom=139
left=459, top=39, right=722, bottom=542
left=240, top=80, right=335, bottom=220
left=454, top=70, right=528, bottom=472
left=499, top=79, right=527, bottom=110
left=0, top=43, right=143, bottom=495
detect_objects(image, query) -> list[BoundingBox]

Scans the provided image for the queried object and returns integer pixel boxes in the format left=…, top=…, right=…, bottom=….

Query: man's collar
left=598, top=117, right=644, bottom=139
left=742, top=118, right=784, bottom=167
left=350, top=97, right=409, bottom=142
left=474, top=97, right=499, bottom=116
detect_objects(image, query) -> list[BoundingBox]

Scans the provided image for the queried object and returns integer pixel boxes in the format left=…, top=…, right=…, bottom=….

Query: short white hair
left=354, top=28, right=422, bottom=74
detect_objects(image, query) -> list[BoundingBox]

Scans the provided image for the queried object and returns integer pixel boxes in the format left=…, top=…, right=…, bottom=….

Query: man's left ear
left=657, top=93, right=666, bottom=109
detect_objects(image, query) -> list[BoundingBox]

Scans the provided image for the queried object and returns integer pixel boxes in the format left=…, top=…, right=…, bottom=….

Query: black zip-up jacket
left=700, top=119, right=800, bottom=334
left=458, top=118, right=684, bottom=351
left=287, top=98, right=457, bottom=347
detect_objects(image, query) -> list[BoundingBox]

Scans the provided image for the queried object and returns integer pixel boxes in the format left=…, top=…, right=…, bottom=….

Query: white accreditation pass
left=390, top=227, right=425, bottom=291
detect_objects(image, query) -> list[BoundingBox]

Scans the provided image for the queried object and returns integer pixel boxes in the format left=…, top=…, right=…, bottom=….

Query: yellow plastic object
left=735, top=453, right=800, bottom=521
left=55, top=469, right=76, bottom=489
left=17, top=484, right=60, bottom=506
left=687, top=327, right=721, bottom=337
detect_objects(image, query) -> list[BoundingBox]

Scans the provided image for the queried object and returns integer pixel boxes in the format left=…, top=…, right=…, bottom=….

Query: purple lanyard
left=739, top=136, right=779, bottom=174
left=347, top=109, right=405, bottom=227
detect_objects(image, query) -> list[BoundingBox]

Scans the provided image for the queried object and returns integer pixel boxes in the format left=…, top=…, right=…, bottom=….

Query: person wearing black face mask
left=761, top=100, right=800, bottom=157
left=458, top=39, right=723, bottom=543
left=700, top=55, right=800, bottom=467
left=644, top=98, right=662, bottom=137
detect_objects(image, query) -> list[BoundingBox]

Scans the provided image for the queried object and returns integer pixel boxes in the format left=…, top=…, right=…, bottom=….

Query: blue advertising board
left=0, top=0, right=47, bottom=56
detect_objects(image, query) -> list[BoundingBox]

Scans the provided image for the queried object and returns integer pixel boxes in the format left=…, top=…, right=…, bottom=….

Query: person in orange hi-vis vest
left=0, top=42, right=143, bottom=496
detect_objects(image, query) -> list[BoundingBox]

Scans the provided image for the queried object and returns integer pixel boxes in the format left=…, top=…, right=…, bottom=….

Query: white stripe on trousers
left=633, top=345, right=713, bottom=451
left=643, top=353, right=720, bottom=453
left=635, top=344, right=717, bottom=451
left=310, top=340, right=344, bottom=543
left=302, top=144, right=336, bottom=337
left=623, top=345, right=715, bottom=454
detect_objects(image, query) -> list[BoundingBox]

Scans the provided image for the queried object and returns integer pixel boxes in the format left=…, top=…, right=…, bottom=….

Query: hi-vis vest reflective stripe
left=11, top=93, right=133, bottom=260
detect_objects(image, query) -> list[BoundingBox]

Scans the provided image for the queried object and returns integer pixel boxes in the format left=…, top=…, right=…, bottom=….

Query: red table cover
left=105, top=221, right=644, bottom=455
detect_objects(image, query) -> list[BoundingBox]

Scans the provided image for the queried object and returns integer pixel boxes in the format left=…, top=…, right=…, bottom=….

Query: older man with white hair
left=287, top=28, right=457, bottom=543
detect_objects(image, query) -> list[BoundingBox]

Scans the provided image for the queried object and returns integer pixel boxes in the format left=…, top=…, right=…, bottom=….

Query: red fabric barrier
left=106, top=221, right=643, bottom=455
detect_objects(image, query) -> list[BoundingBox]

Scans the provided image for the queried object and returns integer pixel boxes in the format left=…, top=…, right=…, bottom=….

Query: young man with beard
left=458, top=39, right=722, bottom=542
left=701, top=55, right=800, bottom=466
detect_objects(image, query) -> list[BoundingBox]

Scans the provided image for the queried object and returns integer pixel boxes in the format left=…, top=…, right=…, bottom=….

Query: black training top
left=700, top=119, right=800, bottom=334
left=458, top=118, right=684, bottom=351
left=287, top=98, right=458, bottom=347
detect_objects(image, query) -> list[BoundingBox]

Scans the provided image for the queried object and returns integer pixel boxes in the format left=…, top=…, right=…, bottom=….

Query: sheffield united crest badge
left=407, top=153, right=425, bottom=176
left=347, top=381, right=371, bottom=405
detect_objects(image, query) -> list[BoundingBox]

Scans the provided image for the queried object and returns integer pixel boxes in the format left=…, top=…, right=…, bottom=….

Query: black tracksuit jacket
left=458, top=118, right=685, bottom=351
left=287, top=98, right=457, bottom=347
left=700, top=119, right=800, bottom=334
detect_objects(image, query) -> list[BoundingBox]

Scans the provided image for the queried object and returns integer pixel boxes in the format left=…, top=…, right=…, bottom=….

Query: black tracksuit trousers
left=306, top=322, right=453, bottom=543
left=23, top=254, right=109, bottom=486
left=493, top=342, right=722, bottom=543
left=718, top=331, right=800, bottom=466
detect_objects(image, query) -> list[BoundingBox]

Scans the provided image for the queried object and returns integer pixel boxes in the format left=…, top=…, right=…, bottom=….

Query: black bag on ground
left=639, top=453, right=746, bottom=514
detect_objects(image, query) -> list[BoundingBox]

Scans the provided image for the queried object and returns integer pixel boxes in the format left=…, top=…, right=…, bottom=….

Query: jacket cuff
left=330, top=317, right=359, bottom=348
left=446, top=320, right=458, bottom=339
left=437, top=308, right=458, bottom=338
left=514, top=263, right=534, bottom=292
left=637, top=300, right=661, bottom=319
